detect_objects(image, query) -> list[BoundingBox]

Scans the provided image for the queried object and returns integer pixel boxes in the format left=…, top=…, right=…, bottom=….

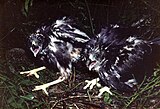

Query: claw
left=83, top=78, right=112, bottom=97
left=20, top=66, right=46, bottom=78
left=32, top=84, right=49, bottom=95
left=83, top=78, right=101, bottom=90
left=32, top=76, right=66, bottom=96
left=97, top=86, right=112, bottom=97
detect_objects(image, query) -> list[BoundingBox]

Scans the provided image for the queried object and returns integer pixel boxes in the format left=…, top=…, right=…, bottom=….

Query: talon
left=27, top=72, right=39, bottom=78
left=20, top=66, right=46, bottom=78
left=83, top=78, right=101, bottom=90
left=83, top=80, right=90, bottom=89
left=98, top=86, right=112, bottom=97
left=32, top=76, right=66, bottom=96
left=32, top=84, right=49, bottom=95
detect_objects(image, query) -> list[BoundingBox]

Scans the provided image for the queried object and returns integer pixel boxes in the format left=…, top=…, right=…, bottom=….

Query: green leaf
left=10, top=102, right=23, bottom=108
left=10, top=88, right=18, bottom=96
left=24, top=0, right=29, bottom=13
left=104, top=93, right=112, bottom=104
left=7, top=96, right=16, bottom=104
left=20, top=94, right=38, bottom=102
left=8, top=97, right=24, bottom=109
left=20, top=94, right=34, bottom=101
left=22, top=0, right=33, bottom=16
left=0, top=75, right=7, bottom=81
left=32, top=102, right=44, bottom=108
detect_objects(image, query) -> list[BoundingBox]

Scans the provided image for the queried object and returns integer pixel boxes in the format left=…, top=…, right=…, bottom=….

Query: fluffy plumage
left=24, top=17, right=90, bottom=95
left=28, top=17, right=89, bottom=77
left=22, top=17, right=160, bottom=95
left=84, top=25, right=160, bottom=92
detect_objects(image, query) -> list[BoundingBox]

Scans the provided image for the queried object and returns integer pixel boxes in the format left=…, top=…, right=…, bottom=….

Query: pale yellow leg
left=20, top=66, right=46, bottom=78
left=32, top=76, right=66, bottom=95
left=83, top=78, right=101, bottom=90
left=97, top=86, right=112, bottom=97
left=83, top=78, right=112, bottom=97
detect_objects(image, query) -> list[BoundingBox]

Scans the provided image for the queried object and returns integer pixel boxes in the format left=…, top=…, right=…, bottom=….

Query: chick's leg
left=32, top=76, right=66, bottom=95
left=20, top=66, right=46, bottom=78
left=83, top=78, right=112, bottom=96
left=98, top=86, right=112, bottom=97
left=83, top=78, right=101, bottom=90
left=32, top=66, right=69, bottom=96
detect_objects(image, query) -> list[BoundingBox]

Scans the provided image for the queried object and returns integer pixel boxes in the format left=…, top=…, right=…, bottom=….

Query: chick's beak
left=30, top=41, right=41, bottom=57
left=87, top=54, right=97, bottom=70
left=88, top=61, right=97, bottom=71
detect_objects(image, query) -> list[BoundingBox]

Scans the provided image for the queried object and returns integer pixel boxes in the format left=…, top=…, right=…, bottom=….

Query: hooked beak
left=87, top=61, right=97, bottom=71
left=30, top=47, right=41, bottom=57
left=87, top=54, right=98, bottom=70
left=30, top=41, right=42, bottom=57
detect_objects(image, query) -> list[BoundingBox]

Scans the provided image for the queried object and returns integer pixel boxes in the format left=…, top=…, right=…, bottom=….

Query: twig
left=126, top=75, right=160, bottom=107
left=68, top=67, right=76, bottom=88
left=19, top=86, right=30, bottom=109
left=71, top=83, right=84, bottom=92
left=73, top=103, right=80, bottom=109
left=50, top=95, right=99, bottom=109
left=87, top=90, right=92, bottom=101
left=84, top=0, right=95, bottom=35
left=149, top=101, right=160, bottom=109
left=140, top=0, right=160, bottom=15
left=0, top=28, right=15, bottom=42
left=78, top=101, right=101, bottom=108
left=78, top=1, right=117, bottom=8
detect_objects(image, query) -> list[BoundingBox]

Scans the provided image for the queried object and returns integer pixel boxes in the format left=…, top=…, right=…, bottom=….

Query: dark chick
left=83, top=25, right=160, bottom=95
left=20, top=17, right=90, bottom=95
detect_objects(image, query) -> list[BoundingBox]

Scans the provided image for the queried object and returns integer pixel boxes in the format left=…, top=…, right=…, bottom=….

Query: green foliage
left=1, top=59, right=160, bottom=108
left=22, top=0, right=33, bottom=17
left=0, top=66, right=47, bottom=109
left=104, top=93, right=112, bottom=104
left=103, top=65, right=160, bottom=108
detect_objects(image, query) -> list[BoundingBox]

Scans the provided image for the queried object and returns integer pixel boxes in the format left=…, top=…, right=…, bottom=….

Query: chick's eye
left=38, top=38, right=42, bottom=42
left=37, top=36, right=43, bottom=42
left=94, top=54, right=98, bottom=58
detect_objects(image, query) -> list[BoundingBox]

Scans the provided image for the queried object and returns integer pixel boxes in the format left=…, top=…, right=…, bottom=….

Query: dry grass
left=0, top=47, right=159, bottom=109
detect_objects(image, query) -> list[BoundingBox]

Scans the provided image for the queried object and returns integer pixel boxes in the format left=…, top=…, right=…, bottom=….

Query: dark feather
left=84, top=25, right=160, bottom=92
left=28, top=17, right=90, bottom=78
